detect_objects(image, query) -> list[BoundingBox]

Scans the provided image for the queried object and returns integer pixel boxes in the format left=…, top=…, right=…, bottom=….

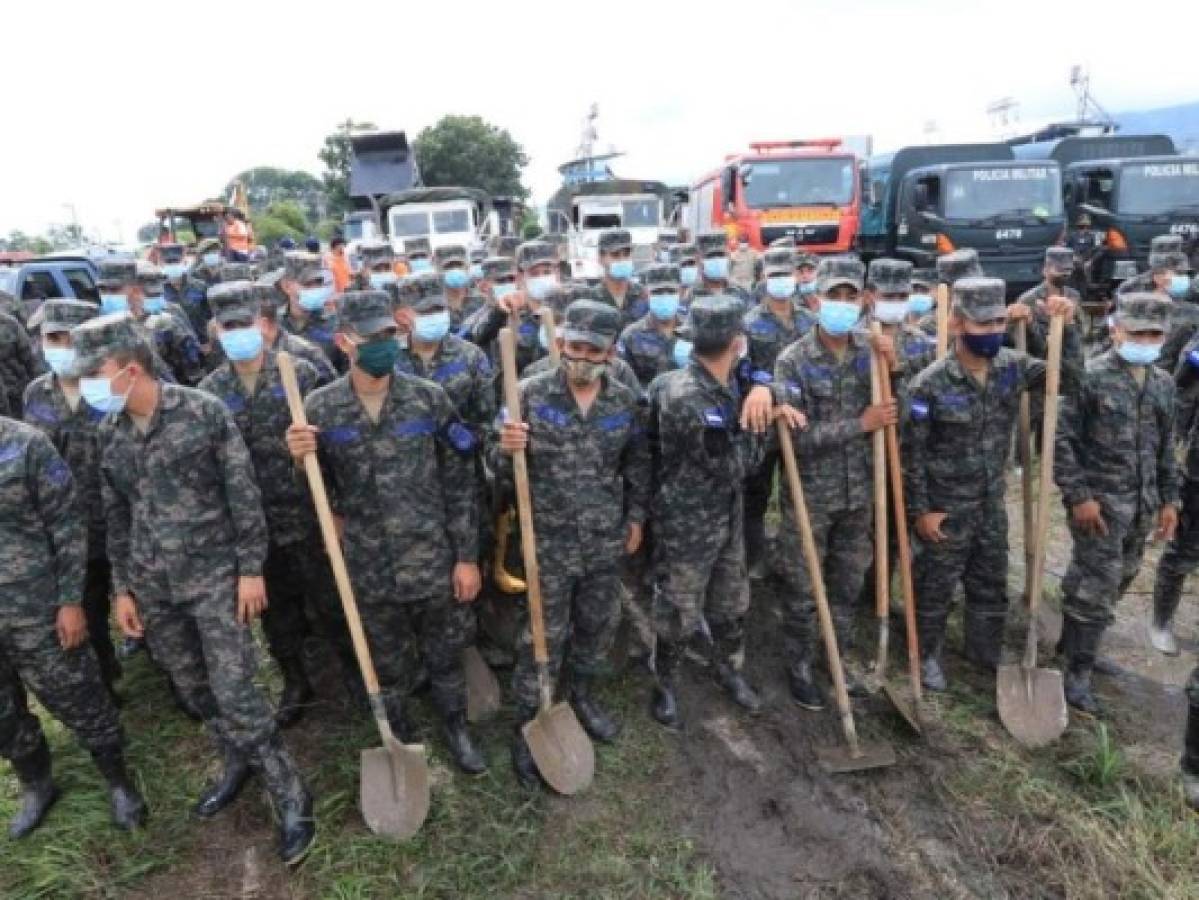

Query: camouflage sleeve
left=621, top=399, right=652, bottom=526
left=1159, top=380, right=1181, bottom=507
left=464, top=352, right=497, bottom=443
left=465, top=302, right=508, bottom=349
left=777, top=353, right=863, bottom=456
left=176, top=330, right=207, bottom=386
left=433, top=385, right=479, bottom=563
left=99, top=431, right=132, bottom=596
left=29, top=432, right=85, bottom=606
left=1060, top=321, right=1085, bottom=397
left=17, top=320, right=41, bottom=386
left=213, top=402, right=268, bottom=576
left=305, top=393, right=343, bottom=517
left=900, top=377, right=933, bottom=519
left=1053, top=376, right=1094, bottom=509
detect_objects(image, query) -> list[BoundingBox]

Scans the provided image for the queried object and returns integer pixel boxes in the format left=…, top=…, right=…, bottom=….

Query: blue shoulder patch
left=46, top=457, right=71, bottom=487
left=308, top=327, right=332, bottom=344
left=597, top=410, right=633, bottom=432
left=751, top=369, right=773, bottom=385
left=533, top=403, right=571, bottom=428
left=321, top=426, right=360, bottom=446
left=223, top=394, right=247, bottom=414
left=25, top=402, right=59, bottom=425
left=0, top=444, right=22, bottom=465
left=1188, top=348, right=1199, bottom=369
left=910, top=399, right=930, bottom=420
left=444, top=421, right=476, bottom=452
left=518, top=322, right=538, bottom=340
left=702, top=407, right=727, bottom=428
left=785, top=379, right=802, bottom=399
left=393, top=418, right=437, bottom=438
left=432, top=359, right=468, bottom=383
left=749, top=318, right=778, bottom=336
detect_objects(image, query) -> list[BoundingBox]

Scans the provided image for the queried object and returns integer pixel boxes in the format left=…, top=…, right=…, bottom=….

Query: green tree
left=414, top=115, right=529, bottom=199
left=251, top=200, right=311, bottom=247
left=318, top=119, right=377, bottom=217
left=226, top=167, right=325, bottom=222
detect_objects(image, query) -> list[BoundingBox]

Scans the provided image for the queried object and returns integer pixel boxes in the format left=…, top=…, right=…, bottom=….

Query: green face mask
left=354, top=337, right=399, bottom=377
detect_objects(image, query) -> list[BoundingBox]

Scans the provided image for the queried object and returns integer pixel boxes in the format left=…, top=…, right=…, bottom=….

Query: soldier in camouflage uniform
left=355, top=240, right=398, bottom=293
left=868, top=259, right=937, bottom=367
left=495, top=300, right=651, bottom=787
left=0, top=286, right=27, bottom=329
left=435, top=244, right=486, bottom=333
left=1115, top=235, right=1186, bottom=297
left=278, top=251, right=346, bottom=373
left=902, top=277, right=1077, bottom=691
left=251, top=279, right=338, bottom=387
left=0, top=410, right=145, bottom=837
left=617, top=263, right=687, bottom=388
left=285, top=291, right=486, bottom=775
left=915, top=248, right=985, bottom=338
left=167, top=237, right=224, bottom=340
left=76, top=314, right=315, bottom=864
left=908, top=269, right=936, bottom=324
left=463, top=254, right=544, bottom=375
left=773, top=257, right=901, bottom=707
left=404, top=237, right=435, bottom=275
left=138, top=259, right=200, bottom=340
left=1056, top=294, right=1179, bottom=714
left=647, top=295, right=797, bottom=727
left=0, top=301, right=38, bottom=417
left=594, top=229, right=649, bottom=328
left=22, top=299, right=123, bottom=694
left=695, top=231, right=753, bottom=306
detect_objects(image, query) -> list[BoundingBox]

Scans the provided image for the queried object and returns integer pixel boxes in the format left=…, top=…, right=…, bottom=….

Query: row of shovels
left=272, top=285, right=1067, bottom=837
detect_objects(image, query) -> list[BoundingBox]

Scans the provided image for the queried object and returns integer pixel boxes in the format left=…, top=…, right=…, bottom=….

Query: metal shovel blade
left=463, top=646, right=502, bottom=723
left=996, top=664, right=1068, bottom=748
left=523, top=703, right=594, bottom=796
left=881, top=681, right=923, bottom=734
left=1036, top=598, right=1064, bottom=648
left=816, top=741, right=897, bottom=774
left=359, top=740, right=430, bottom=840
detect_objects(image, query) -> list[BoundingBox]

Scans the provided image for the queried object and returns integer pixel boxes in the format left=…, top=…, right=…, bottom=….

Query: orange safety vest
left=329, top=251, right=351, bottom=293
left=226, top=219, right=250, bottom=254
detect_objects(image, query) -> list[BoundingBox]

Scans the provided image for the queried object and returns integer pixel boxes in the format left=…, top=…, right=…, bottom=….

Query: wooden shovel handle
left=935, top=284, right=950, bottom=360
left=277, top=353, right=383, bottom=699
left=499, top=328, right=550, bottom=667
left=1014, top=321, right=1036, bottom=586
left=869, top=340, right=888, bottom=622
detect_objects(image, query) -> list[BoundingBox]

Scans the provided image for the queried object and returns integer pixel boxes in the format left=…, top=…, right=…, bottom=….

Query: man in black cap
left=596, top=229, right=649, bottom=328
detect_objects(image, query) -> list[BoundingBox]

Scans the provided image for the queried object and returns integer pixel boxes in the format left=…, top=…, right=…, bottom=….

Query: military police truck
left=858, top=143, right=1065, bottom=295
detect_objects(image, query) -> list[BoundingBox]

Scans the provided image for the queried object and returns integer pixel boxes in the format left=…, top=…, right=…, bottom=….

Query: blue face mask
left=1118, top=340, right=1163, bottom=366
left=908, top=292, right=934, bottom=315
left=493, top=282, right=516, bottom=301
left=299, top=285, right=332, bottom=312
left=410, top=258, right=433, bottom=274
left=143, top=296, right=166, bottom=314
left=100, top=293, right=128, bottom=315
left=80, top=369, right=129, bottom=414
left=766, top=275, right=796, bottom=300
left=162, top=263, right=187, bottom=280
left=526, top=274, right=558, bottom=301
left=219, top=326, right=264, bottom=361
left=443, top=269, right=470, bottom=290
left=679, top=265, right=698, bottom=287
left=370, top=272, right=397, bottom=290
left=470, top=263, right=484, bottom=280
left=798, top=280, right=817, bottom=296
left=672, top=338, right=693, bottom=369
left=413, top=310, right=451, bottom=343
left=873, top=300, right=909, bottom=325
left=818, top=299, right=860, bottom=336
left=961, top=331, right=1005, bottom=359
left=703, top=257, right=729, bottom=281
left=1169, top=274, right=1192, bottom=299
left=649, top=293, right=680, bottom=320
left=608, top=259, right=635, bottom=281
left=202, top=252, right=221, bottom=268
left=43, top=345, right=77, bottom=378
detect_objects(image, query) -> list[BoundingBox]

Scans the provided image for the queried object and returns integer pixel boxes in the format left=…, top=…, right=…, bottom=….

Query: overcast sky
left=2, top=0, right=1196, bottom=241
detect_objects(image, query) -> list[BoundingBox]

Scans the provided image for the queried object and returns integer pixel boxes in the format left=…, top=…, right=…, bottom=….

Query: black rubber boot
left=650, top=641, right=681, bottom=729
left=715, top=663, right=763, bottom=713
left=382, top=693, right=419, bottom=744
left=92, top=748, right=146, bottom=830
left=918, top=620, right=948, bottom=692
left=256, top=737, right=315, bottom=867
left=963, top=608, right=1006, bottom=672
left=744, top=515, right=768, bottom=579
left=443, top=712, right=487, bottom=775
left=1150, top=570, right=1184, bottom=656
left=193, top=743, right=251, bottom=818
left=511, top=708, right=542, bottom=790
left=1062, top=617, right=1103, bottom=717
left=275, top=656, right=315, bottom=729
left=569, top=676, right=621, bottom=743
left=7, top=738, right=59, bottom=839
left=831, top=610, right=869, bottom=699
left=788, top=660, right=826, bottom=711
left=1183, top=702, right=1199, bottom=811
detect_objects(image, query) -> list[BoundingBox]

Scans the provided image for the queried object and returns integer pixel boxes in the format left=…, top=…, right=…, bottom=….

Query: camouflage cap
left=539, top=285, right=570, bottom=318
left=283, top=251, right=323, bottom=282
left=403, top=237, right=432, bottom=258
left=207, top=281, right=258, bottom=324
left=911, top=268, right=937, bottom=290
left=669, top=243, right=698, bottom=266
left=97, top=258, right=137, bottom=289
left=195, top=237, right=222, bottom=255
left=434, top=244, right=468, bottom=268
left=1117, top=292, right=1171, bottom=333
left=868, top=258, right=912, bottom=294
left=516, top=240, right=556, bottom=271
left=936, top=248, right=983, bottom=284
left=1150, top=250, right=1190, bottom=273
left=642, top=263, right=680, bottom=289
left=71, top=312, right=149, bottom=374
left=136, top=260, right=166, bottom=295
left=339, top=290, right=397, bottom=336
left=481, top=256, right=516, bottom=280
left=695, top=231, right=729, bottom=257
left=397, top=273, right=444, bottom=310
left=252, top=276, right=284, bottom=311
left=795, top=251, right=819, bottom=270
left=41, top=298, right=98, bottom=334
left=1150, top=235, right=1184, bottom=255
left=679, top=294, right=745, bottom=345
left=560, top=299, right=621, bottom=350
left=1044, top=246, right=1075, bottom=275
left=359, top=240, right=394, bottom=267
left=763, top=248, right=796, bottom=277
left=816, top=256, right=865, bottom=294
left=597, top=229, right=632, bottom=254
left=564, top=282, right=602, bottom=304
left=488, top=235, right=521, bottom=257
left=219, top=262, right=257, bottom=284
left=952, top=276, right=1007, bottom=322
left=158, top=243, right=185, bottom=264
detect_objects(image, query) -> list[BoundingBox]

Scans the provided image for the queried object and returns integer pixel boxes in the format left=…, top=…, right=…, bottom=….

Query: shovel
left=1014, top=320, right=1037, bottom=600
left=997, top=315, right=1069, bottom=747
left=278, top=352, right=429, bottom=839
left=868, top=327, right=923, bottom=734
left=777, top=421, right=896, bottom=773
left=935, top=283, right=950, bottom=360
left=499, top=327, right=594, bottom=795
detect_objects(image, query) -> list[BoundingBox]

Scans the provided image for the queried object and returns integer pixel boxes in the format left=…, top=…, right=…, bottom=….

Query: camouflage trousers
left=1061, top=503, right=1152, bottom=629
left=0, top=579, right=122, bottom=761
left=1185, top=665, right=1199, bottom=776
left=512, top=567, right=622, bottom=712
left=778, top=503, right=872, bottom=667
left=743, top=450, right=778, bottom=558
left=359, top=586, right=474, bottom=717
left=135, top=564, right=279, bottom=753
left=83, top=556, right=119, bottom=686
left=1152, top=481, right=1199, bottom=622
left=262, top=537, right=349, bottom=665
left=912, top=498, right=1009, bottom=650
left=620, top=526, right=655, bottom=659
left=653, top=504, right=751, bottom=664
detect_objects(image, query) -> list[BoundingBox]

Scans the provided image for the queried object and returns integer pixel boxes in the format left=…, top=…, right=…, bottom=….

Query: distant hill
left=1115, top=101, right=1199, bottom=153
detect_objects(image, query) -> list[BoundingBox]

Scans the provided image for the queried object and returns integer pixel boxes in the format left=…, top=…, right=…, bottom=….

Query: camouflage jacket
left=596, top=281, right=649, bottom=331
left=744, top=299, right=817, bottom=386
left=395, top=335, right=495, bottom=441
left=99, top=383, right=268, bottom=596
left=1056, top=349, right=1179, bottom=521
left=902, top=348, right=1050, bottom=516
left=491, top=368, right=650, bottom=572
left=1174, top=336, right=1199, bottom=455
left=141, top=311, right=206, bottom=385
left=449, top=291, right=486, bottom=336
left=197, top=352, right=319, bottom=548
left=1, top=310, right=39, bottom=416
left=0, top=416, right=84, bottom=605
left=23, top=374, right=108, bottom=558
left=270, top=329, right=337, bottom=387
left=521, top=353, right=644, bottom=398
left=168, top=271, right=215, bottom=339
left=1010, top=282, right=1087, bottom=388
left=617, top=315, right=685, bottom=388
left=462, top=303, right=543, bottom=374
left=279, top=307, right=347, bottom=374
left=306, top=373, right=478, bottom=599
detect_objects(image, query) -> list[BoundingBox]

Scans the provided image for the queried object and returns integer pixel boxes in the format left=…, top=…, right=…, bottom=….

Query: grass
left=0, top=642, right=716, bottom=900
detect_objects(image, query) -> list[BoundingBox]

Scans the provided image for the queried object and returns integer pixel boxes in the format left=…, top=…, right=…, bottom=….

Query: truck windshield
left=742, top=157, right=855, bottom=208
left=389, top=211, right=429, bottom=238
left=433, top=208, right=471, bottom=234
left=622, top=198, right=660, bottom=227
left=944, top=166, right=1062, bottom=220
left=344, top=218, right=375, bottom=241
left=1118, top=161, right=1199, bottom=215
